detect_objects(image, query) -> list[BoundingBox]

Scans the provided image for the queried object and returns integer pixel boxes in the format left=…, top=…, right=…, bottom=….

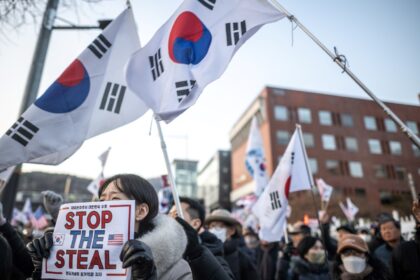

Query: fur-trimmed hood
left=137, top=214, right=188, bottom=277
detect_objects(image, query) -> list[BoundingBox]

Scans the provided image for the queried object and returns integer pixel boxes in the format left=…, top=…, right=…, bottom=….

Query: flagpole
left=154, top=115, right=184, bottom=219
left=296, top=124, right=330, bottom=261
left=270, top=0, right=420, bottom=149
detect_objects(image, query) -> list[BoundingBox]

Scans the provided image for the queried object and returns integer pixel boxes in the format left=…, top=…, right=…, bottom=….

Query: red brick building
left=230, top=87, right=420, bottom=219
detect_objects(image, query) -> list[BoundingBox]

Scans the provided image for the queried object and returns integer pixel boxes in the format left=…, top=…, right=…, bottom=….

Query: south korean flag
left=126, top=0, right=285, bottom=122
left=0, top=8, right=148, bottom=170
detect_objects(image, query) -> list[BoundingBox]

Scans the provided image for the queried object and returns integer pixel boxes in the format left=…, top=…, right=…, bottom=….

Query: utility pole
left=1, top=0, right=59, bottom=220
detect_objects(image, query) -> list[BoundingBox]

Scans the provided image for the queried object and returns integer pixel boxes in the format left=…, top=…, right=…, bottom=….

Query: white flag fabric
left=245, top=117, right=269, bottom=196
left=0, top=8, right=148, bottom=170
left=346, top=197, right=359, bottom=221
left=0, top=166, right=15, bottom=192
left=98, top=147, right=111, bottom=169
left=316, top=178, right=333, bottom=203
left=86, top=173, right=105, bottom=197
left=126, top=0, right=285, bottom=122
left=22, top=198, right=33, bottom=221
left=252, top=128, right=312, bottom=241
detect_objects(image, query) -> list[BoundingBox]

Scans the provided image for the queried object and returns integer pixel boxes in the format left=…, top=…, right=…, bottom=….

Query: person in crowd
left=373, top=217, right=403, bottom=267
left=255, top=240, right=279, bottom=280
left=0, top=202, right=34, bottom=280
left=276, top=236, right=329, bottom=280
left=243, top=226, right=260, bottom=250
left=28, top=174, right=192, bottom=280
left=169, top=197, right=235, bottom=280
left=289, top=221, right=312, bottom=249
left=336, top=224, right=357, bottom=240
left=205, top=208, right=260, bottom=280
left=332, top=234, right=392, bottom=280
left=392, top=200, right=420, bottom=280
left=367, top=223, right=383, bottom=252
left=0, top=234, right=12, bottom=280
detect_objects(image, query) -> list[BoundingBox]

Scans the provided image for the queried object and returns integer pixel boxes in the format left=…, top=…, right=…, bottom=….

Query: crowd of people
left=0, top=173, right=420, bottom=279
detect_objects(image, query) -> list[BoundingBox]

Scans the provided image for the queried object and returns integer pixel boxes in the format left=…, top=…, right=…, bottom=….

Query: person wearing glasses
left=332, top=234, right=392, bottom=280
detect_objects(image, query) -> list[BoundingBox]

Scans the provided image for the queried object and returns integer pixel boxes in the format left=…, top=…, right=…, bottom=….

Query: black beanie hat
left=297, top=236, right=318, bottom=258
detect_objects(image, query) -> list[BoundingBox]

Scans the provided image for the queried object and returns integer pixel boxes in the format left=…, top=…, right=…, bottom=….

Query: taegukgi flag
left=245, top=117, right=269, bottom=196
left=252, top=127, right=312, bottom=242
left=316, top=178, right=333, bottom=203
left=340, top=197, right=359, bottom=221
left=126, top=0, right=285, bottom=122
left=0, top=8, right=148, bottom=170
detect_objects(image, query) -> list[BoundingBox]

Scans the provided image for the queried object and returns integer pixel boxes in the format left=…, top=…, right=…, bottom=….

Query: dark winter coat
left=373, top=242, right=398, bottom=268
left=0, top=222, right=34, bottom=280
left=256, top=243, right=279, bottom=280
left=332, top=254, right=392, bottom=280
left=224, top=235, right=260, bottom=280
left=280, top=256, right=330, bottom=280
left=392, top=225, right=420, bottom=280
left=200, top=230, right=235, bottom=280
left=320, top=222, right=337, bottom=260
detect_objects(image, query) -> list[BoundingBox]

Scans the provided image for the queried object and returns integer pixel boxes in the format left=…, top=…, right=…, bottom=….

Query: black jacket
left=224, top=235, right=260, bottom=280
left=200, top=230, right=235, bottom=280
left=0, top=222, right=34, bottom=280
left=256, top=243, right=279, bottom=280
left=277, top=256, right=330, bottom=280
left=320, top=222, right=337, bottom=260
left=392, top=225, right=420, bottom=280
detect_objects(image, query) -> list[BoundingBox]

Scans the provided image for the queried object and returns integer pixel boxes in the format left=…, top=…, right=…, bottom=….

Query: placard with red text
left=42, top=200, right=135, bottom=279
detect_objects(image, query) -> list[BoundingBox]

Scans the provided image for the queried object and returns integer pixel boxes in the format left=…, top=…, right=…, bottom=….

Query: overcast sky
left=0, top=0, right=419, bottom=180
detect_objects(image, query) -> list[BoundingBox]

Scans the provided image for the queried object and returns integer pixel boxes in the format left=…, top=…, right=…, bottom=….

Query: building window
left=413, top=144, right=420, bottom=157
left=274, top=105, right=288, bottom=121
left=395, top=166, right=406, bottom=180
left=298, top=108, right=312, bottom=123
left=341, top=114, right=354, bottom=127
left=326, top=160, right=340, bottom=175
left=345, top=137, right=358, bottom=152
left=355, top=188, right=366, bottom=197
left=349, top=161, right=363, bottom=178
left=364, top=116, right=377, bottom=130
left=319, top=111, right=332, bottom=126
left=406, top=121, right=419, bottom=134
left=322, top=134, right=336, bottom=150
left=368, top=139, right=382, bottom=154
left=276, top=130, right=290, bottom=145
left=303, top=133, right=315, bottom=148
left=309, top=158, right=318, bottom=174
left=384, top=118, right=397, bottom=132
left=389, top=141, right=402, bottom=155
left=374, top=165, right=387, bottom=178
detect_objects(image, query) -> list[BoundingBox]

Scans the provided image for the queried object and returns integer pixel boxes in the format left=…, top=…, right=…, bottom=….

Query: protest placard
left=42, top=200, right=135, bottom=280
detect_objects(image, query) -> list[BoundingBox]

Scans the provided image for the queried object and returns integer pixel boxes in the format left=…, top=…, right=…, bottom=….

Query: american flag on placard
left=108, top=234, right=124, bottom=245
left=30, top=206, right=49, bottom=230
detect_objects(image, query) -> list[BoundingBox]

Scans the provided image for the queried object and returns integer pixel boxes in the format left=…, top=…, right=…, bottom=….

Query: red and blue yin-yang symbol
left=168, top=11, right=212, bottom=65
left=35, top=59, right=90, bottom=113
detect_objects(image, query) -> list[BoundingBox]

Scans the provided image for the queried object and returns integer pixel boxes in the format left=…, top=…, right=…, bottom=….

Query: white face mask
left=209, top=227, right=227, bottom=243
left=342, top=256, right=367, bottom=274
left=359, top=234, right=372, bottom=243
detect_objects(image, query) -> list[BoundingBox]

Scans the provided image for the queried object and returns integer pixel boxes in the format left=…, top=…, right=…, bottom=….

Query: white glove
left=42, top=190, right=63, bottom=221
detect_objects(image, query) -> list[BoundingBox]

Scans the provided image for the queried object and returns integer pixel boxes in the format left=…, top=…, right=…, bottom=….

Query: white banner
left=42, top=200, right=135, bottom=280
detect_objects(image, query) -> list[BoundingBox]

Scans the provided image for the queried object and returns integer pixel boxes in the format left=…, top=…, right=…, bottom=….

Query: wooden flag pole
left=270, top=0, right=420, bottom=149
left=296, top=124, right=330, bottom=262
left=154, top=115, right=184, bottom=219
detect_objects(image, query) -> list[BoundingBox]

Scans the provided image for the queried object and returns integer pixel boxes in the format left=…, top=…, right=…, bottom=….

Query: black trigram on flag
left=225, top=21, right=247, bottom=46
left=99, top=82, right=126, bottom=114
left=198, top=0, right=216, bottom=10
left=149, top=48, right=164, bottom=81
left=88, top=34, right=112, bottom=59
left=175, top=80, right=196, bottom=103
left=270, top=191, right=281, bottom=210
left=6, top=117, right=39, bottom=146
